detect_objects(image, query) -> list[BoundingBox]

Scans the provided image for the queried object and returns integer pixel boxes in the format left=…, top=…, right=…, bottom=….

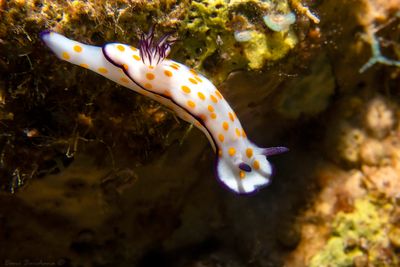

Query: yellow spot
left=130, top=46, right=137, bottom=51
left=189, top=78, right=198, bottom=84
left=190, top=69, right=198, bottom=76
left=246, top=148, right=253, bottom=158
left=181, top=85, right=191, bottom=94
left=199, top=114, right=207, bottom=121
left=73, top=45, right=82, bottom=53
left=98, top=67, right=108, bottom=74
left=144, top=83, right=152, bottom=89
left=228, top=147, right=236, bottom=157
left=164, top=70, right=173, bottom=77
left=210, top=113, right=217, bottom=119
left=215, top=90, right=223, bottom=99
left=62, top=52, right=70, bottom=60
left=218, top=150, right=223, bottom=157
left=210, top=94, right=218, bottom=103
left=218, top=134, right=224, bottom=142
left=170, top=64, right=179, bottom=70
left=149, top=66, right=154, bottom=69
left=222, top=121, right=229, bottom=131
left=146, top=73, right=155, bottom=80
left=120, top=77, right=129, bottom=83
left=133, top=55, right=141, bottom=61
left=117, top=44, right=125, bottom=52
left=253, top=160, right=260, bottom=170
left=239, top=171, right=246, bottom=180
left=79, top=63, right=89, bottom=68
left=229, top=112, right=234, bottom=122
left=208, top=105, right=214, bottom=112
left=195, top=76, right=202, bottom=83
left=235, top=128, right=241, bottom=137
left=172, top=63, right=180, bottom=68
left=187, top=100, right=196, bottom=108
left=242, top=129, right=247, bottom=138
left=198, top=92, right=205, bottom=100
left=123, top=64, right=129, bottom=70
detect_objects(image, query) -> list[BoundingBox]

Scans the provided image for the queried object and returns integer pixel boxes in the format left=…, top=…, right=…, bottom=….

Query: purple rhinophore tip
left=39, top=30, right=52, bottom=40
left=263, top=146, right=289, bottom=157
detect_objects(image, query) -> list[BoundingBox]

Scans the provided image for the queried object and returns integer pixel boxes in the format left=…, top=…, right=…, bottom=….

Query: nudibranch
left=40, top=29, right=288, bottom=194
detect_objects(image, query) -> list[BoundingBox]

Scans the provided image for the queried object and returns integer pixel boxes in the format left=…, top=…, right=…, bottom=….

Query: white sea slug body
left=40, top=29, right=288, bottom=194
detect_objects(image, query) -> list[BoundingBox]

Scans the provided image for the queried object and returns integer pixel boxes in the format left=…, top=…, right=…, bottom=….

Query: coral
left=309, top=198, right=398, bottom=267
left=364, top=97, right=395, bottom=139
left=325, top=95, right=396, bottom=166
left=337, top=125, right=366, bottom=165
left=359, top=138, right=386, bottom=165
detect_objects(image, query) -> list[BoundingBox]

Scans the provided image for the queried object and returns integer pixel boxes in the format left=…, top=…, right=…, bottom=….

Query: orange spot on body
left=228, top=147, right=236, bottom=156
left=164, top=90, right=171, bottom=97
left=117, top=45, right=125, bottom=52
left=164, top=70, right=173, bottom=77
left=199, top=114, right=207, bottom=121
left=120, top=77, right=130, bottom=83
left=239, top=171, right=246, bottom=179
left=144, top=83, right=152, bottom=89
left=215, top=90, right=223, bottom=99
left=172, top=63, right=180, bottom=68
left=73, top=45, right=82, bottom=53
left=123, top=64, right=129, bottom=70
left=130, top=46, right=137, bottom=51
left=235, top=128, right=241, bottom=137
left=146, top=73, right=155, bottom=80
left=181, top=85, right=191, bottom=94
left=98, top=67, right=108, bottom=74
left=190, top=69, right=198, bottom=76
left=210, top=95, right=218, bottom=103
left=218, top=150, right=223, bottom=157
left=246, top=148, right=253, bottom=158
left=210, top=113, right=217, bottom=119
left=229, top=112, right=234, bottom=122
left=195, top=76, right=202, bottom=83
left=218, top=134, right=224, bottom=142
left=189, top=78, right=198, bottom=84
left=133, top=55, right=141, bottom=61
left=208, top=105, right=214, bottom=112
left=187, top=100, right=196, bottom=108
left=79, top=63, right=89, bottom=68
left=253, top=160, right=260, bottom=170
left=62, top=52, right=70, bottom=60
left=198, top=92, right=205, bottom=100
left=222, top=121, right=229, bottom=131
left=170, top=64, right=179, bottom=70
left=242, top=129, right=247, bottom=138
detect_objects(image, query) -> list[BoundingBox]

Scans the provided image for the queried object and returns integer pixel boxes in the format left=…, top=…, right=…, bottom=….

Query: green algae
left=173, top=0, right=299, bottom=82
left=309, top=198, right=398, bottom=267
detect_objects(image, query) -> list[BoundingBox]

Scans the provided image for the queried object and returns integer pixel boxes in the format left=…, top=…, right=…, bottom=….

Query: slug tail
left=40, top=31, right=130, bottom=86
